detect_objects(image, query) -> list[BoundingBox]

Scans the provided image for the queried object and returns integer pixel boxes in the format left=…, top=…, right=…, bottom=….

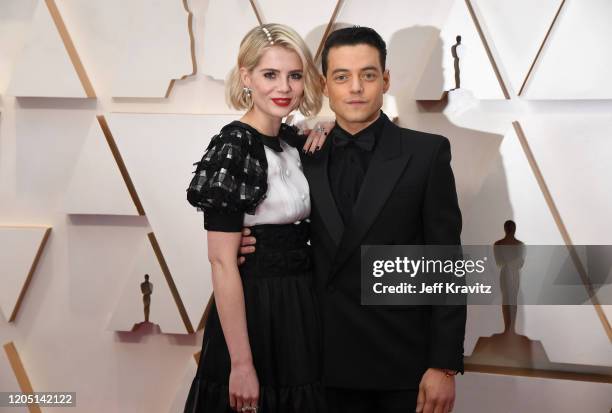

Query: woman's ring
left=315, top=125, right=325, bottom=133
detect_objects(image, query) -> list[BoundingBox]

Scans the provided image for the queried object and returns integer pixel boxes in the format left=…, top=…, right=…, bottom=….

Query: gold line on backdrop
left=249, top=0, right=264, bottom=26
left=44, top=0, right=96, bottom=98
left=9, top=227, right=52, bottom=322
left=465, top=363, right=612, bottom=384
left=519, top=0, right=567, bottom=96
left=3, top=342, right=42, bottom=413
left=148, top=232, right=195, bottom=334
left=464, top=0, right=510, bottom=99
left=315, top=0, right=344, bottom=64
left=97, top=115, right=146, bottom=216
left=513, top=120, right=612, bottom=342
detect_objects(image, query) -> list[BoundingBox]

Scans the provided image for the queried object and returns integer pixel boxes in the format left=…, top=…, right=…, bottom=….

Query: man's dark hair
left=321, top=26, right=387, bottom=75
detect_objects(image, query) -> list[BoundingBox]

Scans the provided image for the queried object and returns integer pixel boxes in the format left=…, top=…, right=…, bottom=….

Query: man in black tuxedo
left=242, top=27, right=465, bottom=413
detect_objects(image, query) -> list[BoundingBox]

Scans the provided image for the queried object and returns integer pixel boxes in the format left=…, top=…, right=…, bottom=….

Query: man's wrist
left=430, top=367, right=458, bottom=377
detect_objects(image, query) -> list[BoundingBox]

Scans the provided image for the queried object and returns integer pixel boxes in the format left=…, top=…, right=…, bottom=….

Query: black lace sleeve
left=186, top=125, right=268, bottom=231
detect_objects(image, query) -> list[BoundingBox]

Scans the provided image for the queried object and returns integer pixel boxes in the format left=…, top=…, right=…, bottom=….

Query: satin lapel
left=302, top=140, right=344, bottom=247
left=329, top=122, right=412, bottom=282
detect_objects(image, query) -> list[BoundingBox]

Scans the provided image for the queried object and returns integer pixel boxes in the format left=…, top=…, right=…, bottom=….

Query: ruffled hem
left=184, top=377, right=327, bottom=413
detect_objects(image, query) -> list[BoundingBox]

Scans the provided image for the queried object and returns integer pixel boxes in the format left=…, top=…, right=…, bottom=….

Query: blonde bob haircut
left=226, top=23, right=322, bottom=117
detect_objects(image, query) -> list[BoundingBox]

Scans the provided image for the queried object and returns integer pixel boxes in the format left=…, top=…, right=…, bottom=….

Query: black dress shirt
left=328, top=112, right=387, bottom=224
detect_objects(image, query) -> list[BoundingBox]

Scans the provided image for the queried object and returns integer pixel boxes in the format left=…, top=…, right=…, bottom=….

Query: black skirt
left=184, top=221, right=326, bottom=413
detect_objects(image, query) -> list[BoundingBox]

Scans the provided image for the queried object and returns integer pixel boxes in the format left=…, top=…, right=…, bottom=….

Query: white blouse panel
left=243, top=140, right=310, bottom=226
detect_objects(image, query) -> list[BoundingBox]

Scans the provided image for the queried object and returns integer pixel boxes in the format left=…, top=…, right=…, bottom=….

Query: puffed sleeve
left=186, top=126, right=268, bottom=231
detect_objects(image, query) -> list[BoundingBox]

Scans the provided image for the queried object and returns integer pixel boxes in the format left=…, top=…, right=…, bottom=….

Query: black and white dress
left=184, top=121, right=326, bottom=413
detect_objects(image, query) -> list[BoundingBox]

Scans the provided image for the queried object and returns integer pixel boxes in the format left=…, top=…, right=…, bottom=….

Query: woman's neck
left=240, top=108, right=282, bottom=137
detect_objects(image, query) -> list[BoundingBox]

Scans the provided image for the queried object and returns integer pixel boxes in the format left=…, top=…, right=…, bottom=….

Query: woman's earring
left=243, top=87, right=252, bottom=98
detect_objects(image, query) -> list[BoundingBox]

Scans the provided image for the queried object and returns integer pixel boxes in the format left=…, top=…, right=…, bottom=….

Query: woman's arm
left=207, top=230, right=258, bottom=411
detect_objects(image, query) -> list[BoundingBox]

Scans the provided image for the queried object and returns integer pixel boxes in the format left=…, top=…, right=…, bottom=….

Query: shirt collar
left=259, top=134, right=283, bottom=152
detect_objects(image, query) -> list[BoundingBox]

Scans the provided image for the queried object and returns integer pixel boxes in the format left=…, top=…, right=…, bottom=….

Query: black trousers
left=326, top=387, right=418, bottom=413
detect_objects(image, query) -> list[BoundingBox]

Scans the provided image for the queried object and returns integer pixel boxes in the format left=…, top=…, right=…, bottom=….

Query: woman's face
left=241, top=46, right=305, bottom=120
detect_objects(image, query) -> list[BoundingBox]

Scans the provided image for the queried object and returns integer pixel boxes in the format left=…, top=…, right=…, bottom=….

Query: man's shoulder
left=390, top=123, right=449, bottom=152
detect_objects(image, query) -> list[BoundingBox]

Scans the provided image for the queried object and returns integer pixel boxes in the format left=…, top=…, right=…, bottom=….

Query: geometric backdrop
left=1, top=0, right=611, bottom=411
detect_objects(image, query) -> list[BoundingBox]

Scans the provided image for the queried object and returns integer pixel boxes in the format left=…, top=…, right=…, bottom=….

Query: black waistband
left=248, top=220, right=310, bottom=250
left=240, top=221, right=312, bottom=278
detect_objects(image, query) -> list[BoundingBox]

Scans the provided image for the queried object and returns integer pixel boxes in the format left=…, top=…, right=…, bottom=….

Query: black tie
left=332, top=128, right=375, bottom=152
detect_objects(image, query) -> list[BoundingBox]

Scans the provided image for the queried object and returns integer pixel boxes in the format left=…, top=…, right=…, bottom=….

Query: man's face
left=323, top=44, right=390, bottom=133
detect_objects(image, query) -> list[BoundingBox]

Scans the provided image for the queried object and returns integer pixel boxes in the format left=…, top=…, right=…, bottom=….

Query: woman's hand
left=302, top=121, right=335, bottom=153
left=229, top=362, right=259, bottom=412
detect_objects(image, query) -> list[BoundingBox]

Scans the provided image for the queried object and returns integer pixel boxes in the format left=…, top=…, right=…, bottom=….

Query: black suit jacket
left=300, top=117, right=466, bottom=389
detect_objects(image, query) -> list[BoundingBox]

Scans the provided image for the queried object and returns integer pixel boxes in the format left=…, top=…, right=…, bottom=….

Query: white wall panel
left=110, top=0, right=194, bottom=98
left=167, top=357, right=198, bottom=413
left=6, top=0, right=86, bottom=97
left=460, top=125, right=563, bottom=245
left=1, top=0, right=611, bottom=411
left=521, top=115, right=612, bottom=245
left=64, top=117, right=139, bottom=216
left=521, top=305, right=612, bottom=366
left=455, top=372, right=612, bottom=413
left=53, top=0, right=132, bottom=97
left=471, top=0, right=562, bottom=95
left=107, top=113, right=237, bottom=328
left=13, top=104, right=95, bottom=211
left=0, top=0, right=38, bottom=93
left=257, top=0, right=336, bottom=55
left=201, top=0, right=259, bottom=81
left=525, top=0, right=612, bottom=99
left=0, top=226, right=49, bottom=321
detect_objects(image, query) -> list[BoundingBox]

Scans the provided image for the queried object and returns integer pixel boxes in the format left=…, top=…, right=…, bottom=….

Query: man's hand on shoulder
left=238, top=227, right=256, bottom=265
left=416, top=367, right=456, bottom=413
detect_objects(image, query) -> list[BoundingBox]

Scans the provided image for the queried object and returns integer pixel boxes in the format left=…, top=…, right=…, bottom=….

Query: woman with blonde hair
left=184, top=24, right=329, bottom=413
